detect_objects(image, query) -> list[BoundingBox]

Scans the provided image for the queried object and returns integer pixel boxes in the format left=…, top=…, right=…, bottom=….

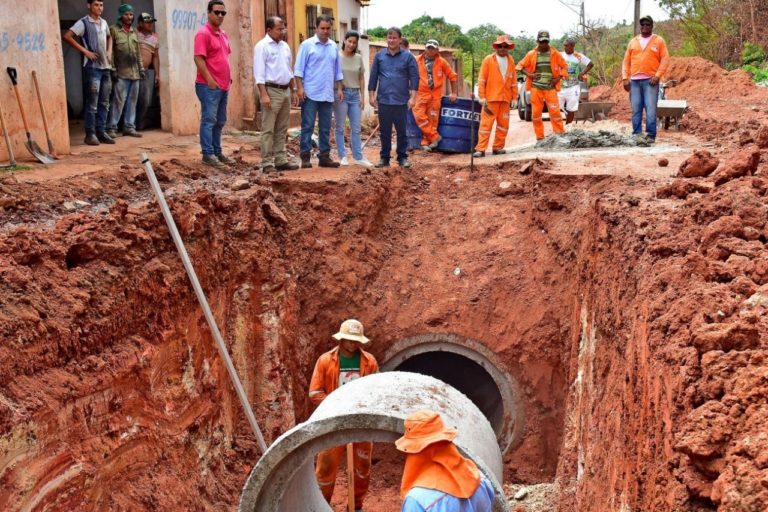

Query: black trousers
left=378, top=103, right=407, bottom=162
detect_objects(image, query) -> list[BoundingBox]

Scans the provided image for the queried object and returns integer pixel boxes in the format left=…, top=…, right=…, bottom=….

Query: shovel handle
left=6, top=67, right=31, bottom=133
left=6, top=67, right=18, bottom=86
left=31, top=71, right=53, bottom=147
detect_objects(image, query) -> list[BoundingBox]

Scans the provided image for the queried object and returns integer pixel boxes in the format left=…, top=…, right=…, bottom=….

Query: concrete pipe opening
left=381, top=334, right=524, bottom=454
left=239, top=372, right=508, bottom=512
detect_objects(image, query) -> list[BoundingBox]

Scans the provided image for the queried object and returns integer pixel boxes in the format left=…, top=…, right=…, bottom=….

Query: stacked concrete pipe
left=239, top=371, right=509, bottom=512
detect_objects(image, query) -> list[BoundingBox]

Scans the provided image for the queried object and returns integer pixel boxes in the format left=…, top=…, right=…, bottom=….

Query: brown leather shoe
left=300, top=152, right=312, bottom=168
left=318, top=152, right=340, bottom=168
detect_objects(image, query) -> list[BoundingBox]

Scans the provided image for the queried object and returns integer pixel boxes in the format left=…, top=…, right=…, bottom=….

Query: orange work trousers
left=412, top=89, right=442, bottom=145
left=475, top=101, right=509, bottom=152
left=531, top=88, right=565, bottom=140
left=315, top=442, right=373, bottom=509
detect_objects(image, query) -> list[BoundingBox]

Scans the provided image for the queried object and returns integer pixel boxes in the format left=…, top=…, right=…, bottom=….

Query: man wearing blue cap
left=106, top=3, right=145, bottom=139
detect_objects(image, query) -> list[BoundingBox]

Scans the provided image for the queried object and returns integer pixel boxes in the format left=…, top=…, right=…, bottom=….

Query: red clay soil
left=592, top=56, right=768, bottom=141
left=2, top=88, right=768, bottom=511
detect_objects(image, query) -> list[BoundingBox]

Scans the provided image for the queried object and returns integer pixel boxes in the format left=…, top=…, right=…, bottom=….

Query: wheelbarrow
left=657, top=99, right=688, bottom=130
left=574, top=101, right=616, bottom=122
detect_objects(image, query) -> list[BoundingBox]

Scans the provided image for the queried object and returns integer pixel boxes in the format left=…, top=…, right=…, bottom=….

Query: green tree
left=366, top=26, right=388, bottom=40
left=401, top=15, right=472, bottom=52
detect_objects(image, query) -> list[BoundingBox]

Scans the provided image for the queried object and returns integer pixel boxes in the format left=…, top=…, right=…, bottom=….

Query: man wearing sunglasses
left=621, top=16, right=670, bottom=142
left=194, top=0, right=233, bottom=167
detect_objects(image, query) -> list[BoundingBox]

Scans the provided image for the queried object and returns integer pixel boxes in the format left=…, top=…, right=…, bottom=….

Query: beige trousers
left=260, top=86, right=291, bottom=167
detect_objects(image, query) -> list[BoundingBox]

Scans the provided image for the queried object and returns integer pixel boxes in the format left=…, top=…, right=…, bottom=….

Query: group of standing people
left=253, top=17, right=422, bottom=171
left=63, top=0, right=160, bottom=146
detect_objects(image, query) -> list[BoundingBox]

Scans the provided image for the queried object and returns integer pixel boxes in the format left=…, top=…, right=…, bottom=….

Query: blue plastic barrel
left=436, top=97, right=482, bottom=153
left=405, top=109, right=423, bottom=150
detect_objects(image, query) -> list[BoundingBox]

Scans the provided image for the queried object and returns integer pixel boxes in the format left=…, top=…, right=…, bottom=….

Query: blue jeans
left=300, top=98, right=333, bottom=154
left=378, top=104, right=407, bottom=162
left=108, top=78, right=140, bottom=132
left=83, top=67, right=112, bottom=135
left=195, top=83, right=228, bottom=155
left=334, top=88, right=363, bottom=160
left=630, top=78, right=659, bottom=139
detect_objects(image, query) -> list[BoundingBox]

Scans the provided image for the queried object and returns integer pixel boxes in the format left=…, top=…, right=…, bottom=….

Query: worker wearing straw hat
left=310, top=319, right=379, bottom=512
left=396, top=410, right=495, bottom=511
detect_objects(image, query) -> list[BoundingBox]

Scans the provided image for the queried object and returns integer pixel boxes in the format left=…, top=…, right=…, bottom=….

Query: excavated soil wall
left=2, top=153, right=768, bottom=511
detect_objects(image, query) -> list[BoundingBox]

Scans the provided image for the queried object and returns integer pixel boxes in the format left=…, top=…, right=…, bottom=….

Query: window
left=306, top=6, right=337, bottom=42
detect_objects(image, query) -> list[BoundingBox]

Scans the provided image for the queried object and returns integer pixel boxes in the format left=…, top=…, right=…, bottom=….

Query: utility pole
left=557, top=0, right=586, bottom=37
left=634, top=0, right=641, bottom=35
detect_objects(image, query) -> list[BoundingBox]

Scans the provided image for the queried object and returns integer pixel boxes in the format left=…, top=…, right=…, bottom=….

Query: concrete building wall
left=155, top=0, right=253, bottom=135
left=0, top=0, right=69, bottom=162
left=335, top=0, right=360, bottom=37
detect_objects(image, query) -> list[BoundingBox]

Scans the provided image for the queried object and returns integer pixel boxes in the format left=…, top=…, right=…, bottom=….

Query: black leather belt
left=265, top=82, right=290, bottom=89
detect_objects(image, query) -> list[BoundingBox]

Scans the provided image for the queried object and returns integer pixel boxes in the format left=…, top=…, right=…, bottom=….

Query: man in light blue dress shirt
left=294, top=14, right=343, bottom=169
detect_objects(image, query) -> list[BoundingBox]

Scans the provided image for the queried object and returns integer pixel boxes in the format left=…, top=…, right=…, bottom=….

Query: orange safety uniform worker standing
left=309, top=319, right=379, bottom=512
left=473, top=35, right=518, bottom=157
left=413, top=39, right=458, bottom=151
left=517, top=30, right=569, bottom=141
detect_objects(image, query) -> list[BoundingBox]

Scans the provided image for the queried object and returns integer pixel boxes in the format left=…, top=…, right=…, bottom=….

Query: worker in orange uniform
left=517, top=30, right=569, bottom=141
left=413, top=39, right=458, bottom=152
left=621, top=15, right=670, bottom=142
left=397, top=410, right=495, bottom=512
left=472, top=35, right=518, bottom=158
left=309, top=319, right=379, bottom=512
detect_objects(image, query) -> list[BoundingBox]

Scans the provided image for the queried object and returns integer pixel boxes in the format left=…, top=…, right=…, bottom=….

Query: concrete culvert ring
left=381, top=333, right=524, bottom=454
left=239, top=372, right=508, bottom=512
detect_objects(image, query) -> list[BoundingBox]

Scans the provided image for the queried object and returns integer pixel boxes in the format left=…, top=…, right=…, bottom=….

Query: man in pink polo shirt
left=194, top=0, right=232, bottom=167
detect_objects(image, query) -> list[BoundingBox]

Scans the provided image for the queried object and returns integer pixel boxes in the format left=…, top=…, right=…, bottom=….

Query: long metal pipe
left=140, top=152, right=268, bottom=454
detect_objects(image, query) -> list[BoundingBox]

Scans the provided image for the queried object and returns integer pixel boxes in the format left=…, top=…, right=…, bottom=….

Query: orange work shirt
left=309, top=346, right=379, bottom=405
left=416, top=54, right=458, bottom=94
left=477, top=53, right=518, bottom=102
left=516, top=48, right=569, bottom=92
left=621, top=34, right=670, bottom=80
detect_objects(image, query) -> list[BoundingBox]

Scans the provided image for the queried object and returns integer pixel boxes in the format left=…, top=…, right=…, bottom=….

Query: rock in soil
left=678, top=149, right=719, bottom=178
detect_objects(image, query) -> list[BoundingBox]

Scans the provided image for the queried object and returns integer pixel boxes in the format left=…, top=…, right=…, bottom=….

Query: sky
left=364, top=0, right=668, bottom=38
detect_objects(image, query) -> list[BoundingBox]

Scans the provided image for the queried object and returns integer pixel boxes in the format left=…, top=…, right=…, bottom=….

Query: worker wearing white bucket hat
left=309, top=319, right=379, bottom=511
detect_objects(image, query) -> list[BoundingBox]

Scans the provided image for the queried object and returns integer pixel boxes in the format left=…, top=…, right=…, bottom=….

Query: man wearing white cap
left=309, top=319, right=379, bottom=512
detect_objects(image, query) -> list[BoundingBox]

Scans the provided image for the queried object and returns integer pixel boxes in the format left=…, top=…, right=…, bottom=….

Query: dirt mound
left=535, top=129, right=652, bottom=149
left=595, top=56, right=768, bottom=142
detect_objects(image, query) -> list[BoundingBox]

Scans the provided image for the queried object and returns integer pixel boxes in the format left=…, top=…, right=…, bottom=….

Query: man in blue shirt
left=368, top=27, right=419, bottom=169
left=295, top=14, right=343, bottom=168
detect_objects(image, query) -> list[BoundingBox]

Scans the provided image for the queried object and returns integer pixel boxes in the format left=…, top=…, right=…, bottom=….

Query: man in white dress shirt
left=254, top=16, right=299, bottom=172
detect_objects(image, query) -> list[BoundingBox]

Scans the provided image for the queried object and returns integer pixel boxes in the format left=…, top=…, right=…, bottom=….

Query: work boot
left=428, top=134, right=442, bottom=149
left=202, top=154, right=223, bottom=167
left=300, top=151, right=312, bottom=168
left=374, top=159, right=390, bottom=168
left=105, top=129, right=118, bottom=139
left=84, top=134, right=100, bottom=146
left=398, top=159, right=411, bottom=169
left=318, top=152, right=340, bottom=168
left=275, top=161, right=299, bottom=171
left=420, top=145, right=432, bottom=152
left=472, top=150, right=485, bottom=158
left=492, top=148, right=507, bottom=155
left=262, top=164, right=276, bottom=173
left=216, top=153, right=233, bottom=164
left=97, top=132, right=116, bottom=144
left=123, top=129, right=143, bottom=138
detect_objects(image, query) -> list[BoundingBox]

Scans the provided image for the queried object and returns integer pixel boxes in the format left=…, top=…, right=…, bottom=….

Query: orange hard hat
left=395, top=410, right=458, bottom=453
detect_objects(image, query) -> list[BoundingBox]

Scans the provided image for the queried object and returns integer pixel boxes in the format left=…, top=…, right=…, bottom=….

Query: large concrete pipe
left=239, top=372, right=509, bottom=512
left=381, top=333, right=525, bottom=454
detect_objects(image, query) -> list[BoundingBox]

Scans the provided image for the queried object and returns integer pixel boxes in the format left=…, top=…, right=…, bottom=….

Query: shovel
left=31, top=70, right=57, bottom=157
left=0, top=96, right=16, bottom=169
left=6, top=67, right=55, bottom=164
